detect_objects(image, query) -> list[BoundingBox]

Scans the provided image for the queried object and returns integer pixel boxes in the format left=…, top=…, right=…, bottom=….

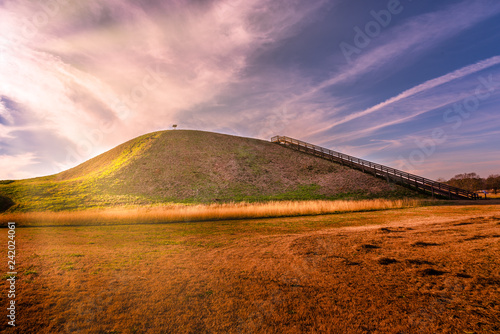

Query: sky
left=0, top=0, right=499, bottom=180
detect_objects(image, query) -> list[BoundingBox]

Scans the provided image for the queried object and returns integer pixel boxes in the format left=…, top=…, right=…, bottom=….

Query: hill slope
left=0, top=130, right=421, bottom=212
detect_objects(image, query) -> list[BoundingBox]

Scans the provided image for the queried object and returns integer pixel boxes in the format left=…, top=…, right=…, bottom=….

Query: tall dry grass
left=1, top=199, right=422, bottom=226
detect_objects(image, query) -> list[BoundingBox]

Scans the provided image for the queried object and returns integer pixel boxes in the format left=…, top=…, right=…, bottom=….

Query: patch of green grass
left=157, top=240, right=183, bottom=246
left=268, top=184, right=322, bottom=200
left=202, top=290, right=213, bottom=297
left=1, top=273, right=16, bottom=280
left=61, top=262, right=75, bottom=271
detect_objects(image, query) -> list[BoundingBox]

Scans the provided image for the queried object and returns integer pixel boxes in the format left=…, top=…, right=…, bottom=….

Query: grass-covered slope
left=0, top=130, right=421, bottom=212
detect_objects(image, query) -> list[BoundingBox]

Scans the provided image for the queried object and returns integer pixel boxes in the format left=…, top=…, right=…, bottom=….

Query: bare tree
left=486, top=174, right=500, bottom=194
left=447, top=173, right=484, bottom=192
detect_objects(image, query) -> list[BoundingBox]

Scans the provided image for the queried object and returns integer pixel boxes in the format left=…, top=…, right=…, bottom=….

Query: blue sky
left=0, top=0, right=499, bottom=180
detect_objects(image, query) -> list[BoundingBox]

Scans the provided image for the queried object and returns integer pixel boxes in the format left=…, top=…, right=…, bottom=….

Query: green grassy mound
left=0, top=130, right=423, bottom=212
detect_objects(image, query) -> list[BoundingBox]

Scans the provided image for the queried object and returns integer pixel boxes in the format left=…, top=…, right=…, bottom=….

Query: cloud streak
left=279, top=0, right=500, bottom=117
left=319, top=56, right=500, bottom=135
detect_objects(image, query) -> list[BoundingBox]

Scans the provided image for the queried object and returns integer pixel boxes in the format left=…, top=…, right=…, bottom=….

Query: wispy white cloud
left=319, top=62, right=500, bottom=147
left=278, top=0, right=500, bottom=140
left=0, top=152, right=38, bottom=179
left=0, top=0, right=328, bottom=178
left=319, top=56, right=500, bottom=134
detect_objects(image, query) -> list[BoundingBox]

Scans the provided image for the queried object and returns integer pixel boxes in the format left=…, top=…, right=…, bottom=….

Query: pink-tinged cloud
left=0, top=0, right=328, bottom=178
left=0, top=153, right=38, bottom=179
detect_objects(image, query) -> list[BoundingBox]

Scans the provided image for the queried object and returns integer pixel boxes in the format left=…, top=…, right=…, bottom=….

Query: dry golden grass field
left=0, top=199, right=421, bottom=227
left=1, top=201, right=499, bottom=333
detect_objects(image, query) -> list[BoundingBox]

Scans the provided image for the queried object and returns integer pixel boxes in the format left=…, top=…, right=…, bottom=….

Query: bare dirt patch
left=411, top=241, right=440, bottom=247
left=418, top=268, right=447, bottom=276
left=360, top=243, right=380, bottom=250
left=377, top=257, right=398, bottom=265
left=405, top=259, right=434, bottom=266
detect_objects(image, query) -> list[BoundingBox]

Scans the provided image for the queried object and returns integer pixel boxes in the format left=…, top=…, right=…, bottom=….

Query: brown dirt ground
left=1, top=205, right=499, bottom=333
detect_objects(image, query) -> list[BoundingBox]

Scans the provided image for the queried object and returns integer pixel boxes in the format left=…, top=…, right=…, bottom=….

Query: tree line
left=440, top=173, right=500, bottom=193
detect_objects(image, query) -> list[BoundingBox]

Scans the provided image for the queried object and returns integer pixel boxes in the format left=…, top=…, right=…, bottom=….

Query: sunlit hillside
left=0, top=130, right=423, bottom=212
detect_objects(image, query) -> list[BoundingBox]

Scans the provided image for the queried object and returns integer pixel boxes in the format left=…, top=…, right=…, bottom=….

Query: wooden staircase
left=271, top=135, right=479, bottom=200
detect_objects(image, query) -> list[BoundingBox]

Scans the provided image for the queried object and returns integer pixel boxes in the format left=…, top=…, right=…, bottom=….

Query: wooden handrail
left=271, top=135, right=479, bottom=199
